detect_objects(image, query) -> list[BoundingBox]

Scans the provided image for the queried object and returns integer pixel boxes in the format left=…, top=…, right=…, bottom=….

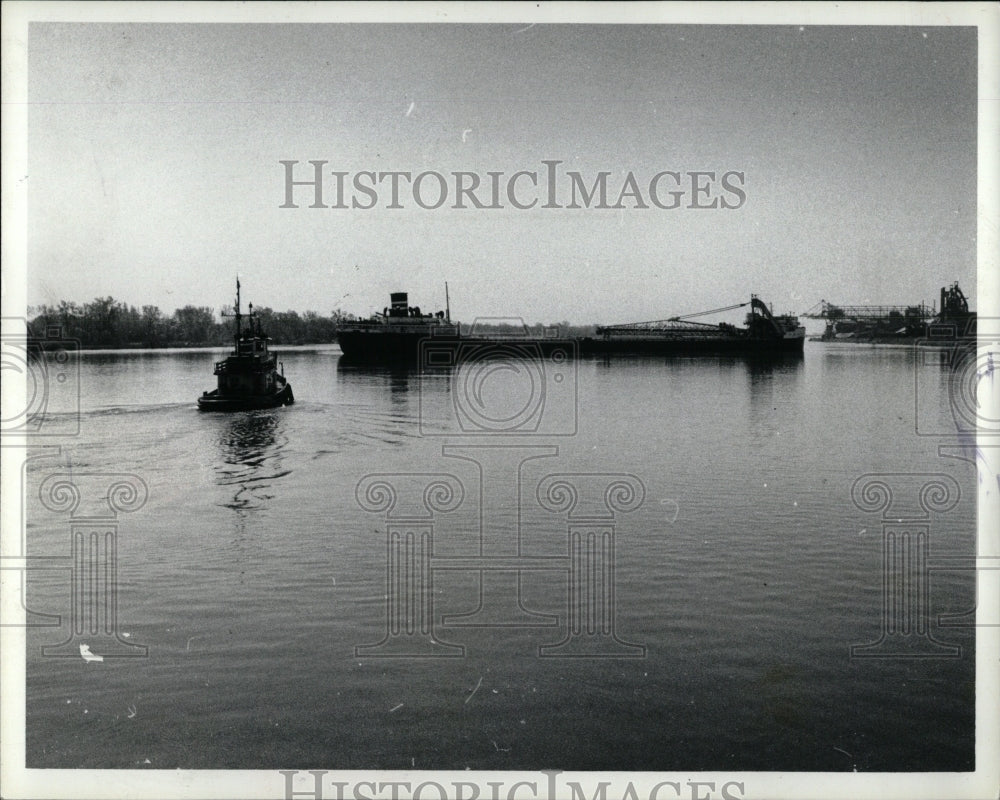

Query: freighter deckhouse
left=197, top=279, right=294, bottom=410
left=336, top=290, right=459, bottom=361
left=579, top=296, right=806, bottom=356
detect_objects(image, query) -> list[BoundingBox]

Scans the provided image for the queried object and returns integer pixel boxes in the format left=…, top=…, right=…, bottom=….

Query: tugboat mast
left=234, top=277, right=243, bottom=342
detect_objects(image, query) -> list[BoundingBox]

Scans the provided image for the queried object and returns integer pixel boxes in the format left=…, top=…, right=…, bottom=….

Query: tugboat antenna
left=234, top=277, right=242, bottom=340
left=445, top=281, right=451, bottom=323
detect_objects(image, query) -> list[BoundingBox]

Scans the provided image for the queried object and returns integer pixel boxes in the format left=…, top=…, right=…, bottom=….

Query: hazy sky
left=26, top=22, right=978, bottom=324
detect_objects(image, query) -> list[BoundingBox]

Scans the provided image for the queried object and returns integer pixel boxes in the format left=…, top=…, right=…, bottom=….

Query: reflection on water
left=746, top=354, right=805, bottom=379
left=214, top=411, right=290, bottom=510
left=590, top=353, right=804, bottom=391
left=589, top=351, right=805, bottom=370
left=746, top=356, right=804, bottom=412
left=335, top=358, right=453, bottom=397
left=334, top=356, right=454, bottom=424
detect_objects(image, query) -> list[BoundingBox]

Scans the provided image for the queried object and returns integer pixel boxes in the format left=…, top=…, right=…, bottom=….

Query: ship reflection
left=335, top=355, right=453, bottom=397
left=214, top=411, right=289, bottom=511
left=746, top=354, right=805, bottom=381
left=589, top=351, right=804, bottom=371
left=745, top=354, right=805, bottom=438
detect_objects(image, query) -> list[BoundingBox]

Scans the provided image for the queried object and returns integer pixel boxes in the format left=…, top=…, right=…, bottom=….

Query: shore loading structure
left=804, top=283, right=975, bottom=341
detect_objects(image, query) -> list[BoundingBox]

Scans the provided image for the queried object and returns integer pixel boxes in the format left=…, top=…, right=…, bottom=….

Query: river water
left=21, top=342, right=977, bottom=771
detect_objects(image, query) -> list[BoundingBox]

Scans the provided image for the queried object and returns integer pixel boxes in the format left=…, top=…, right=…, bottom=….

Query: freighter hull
left=578, top=331, right=805, bottom=357
left=338, top=330, right=805, bottom=360
left=337, top=331, right=460, bottom=361
left=337, top=331, right=577, bottom=362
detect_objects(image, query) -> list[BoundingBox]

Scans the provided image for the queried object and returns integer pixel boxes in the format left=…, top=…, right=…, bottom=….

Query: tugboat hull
left=197, top=383, right=294, bottom=411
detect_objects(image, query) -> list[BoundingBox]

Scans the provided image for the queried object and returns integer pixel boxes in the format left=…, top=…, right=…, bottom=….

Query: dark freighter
left=336, top=292, right=804, bottom=361
left=197, top=280, right=294, bottom=411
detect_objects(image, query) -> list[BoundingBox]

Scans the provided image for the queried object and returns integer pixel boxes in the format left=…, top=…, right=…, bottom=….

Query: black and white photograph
left=2, top=3, right=998, bottom=799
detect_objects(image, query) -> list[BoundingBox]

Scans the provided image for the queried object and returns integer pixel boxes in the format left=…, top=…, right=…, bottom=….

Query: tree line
left=27, top=297, right=598, bottom=349
left=28, top=297, right=352, bottom=348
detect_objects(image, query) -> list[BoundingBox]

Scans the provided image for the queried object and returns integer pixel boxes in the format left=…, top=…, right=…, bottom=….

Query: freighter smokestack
left=390, top=292, right=408, bottom=317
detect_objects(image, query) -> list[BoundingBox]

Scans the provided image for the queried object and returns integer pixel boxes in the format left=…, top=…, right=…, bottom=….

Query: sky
left=23, top=17, right=982, bottom=325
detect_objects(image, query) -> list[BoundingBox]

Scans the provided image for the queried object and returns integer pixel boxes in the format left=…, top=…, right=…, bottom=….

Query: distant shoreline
left=29, top=339, right=339, bottom=351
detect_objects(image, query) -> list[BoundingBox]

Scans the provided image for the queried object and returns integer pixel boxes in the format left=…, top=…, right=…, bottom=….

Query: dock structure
left=801, top=301, right=934, bottom=322
left=803, top=284, right=969, bottom=324
left=803, top=284, right=973, bottom=341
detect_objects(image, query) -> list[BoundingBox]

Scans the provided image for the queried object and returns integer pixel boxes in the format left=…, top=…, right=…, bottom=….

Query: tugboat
left=197, top=279, right=294, bottom=411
